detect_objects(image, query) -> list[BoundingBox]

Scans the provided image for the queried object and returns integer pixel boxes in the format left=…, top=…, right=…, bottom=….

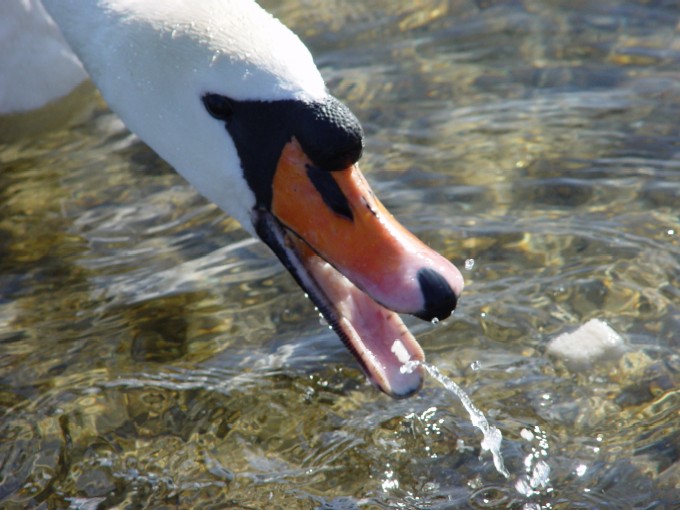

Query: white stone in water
left=546, top=318, right=627, bottom=371
left=391, top=339, right=411, bottom=364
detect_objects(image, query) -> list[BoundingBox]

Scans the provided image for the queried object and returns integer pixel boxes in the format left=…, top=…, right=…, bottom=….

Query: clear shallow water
left=1, top=1, right=679, bottom=508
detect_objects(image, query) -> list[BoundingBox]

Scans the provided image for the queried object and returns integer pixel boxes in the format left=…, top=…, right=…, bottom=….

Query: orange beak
left=254, top=138, right=463, bottom=397
left=272, top=138, right=463, bottom=318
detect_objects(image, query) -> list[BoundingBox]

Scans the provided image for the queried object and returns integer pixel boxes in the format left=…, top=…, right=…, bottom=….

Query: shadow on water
left=1, top=0, right=680, bottom=509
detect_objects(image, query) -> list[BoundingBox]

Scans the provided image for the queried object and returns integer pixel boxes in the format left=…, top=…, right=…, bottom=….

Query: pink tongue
left=305, top=255, right=425, bottom=398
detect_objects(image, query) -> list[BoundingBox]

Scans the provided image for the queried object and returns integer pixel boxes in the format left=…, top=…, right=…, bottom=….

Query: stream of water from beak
left=401, top=360, right=510, bottom=479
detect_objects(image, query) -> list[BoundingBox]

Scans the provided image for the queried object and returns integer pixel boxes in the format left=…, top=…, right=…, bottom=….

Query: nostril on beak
left=414, top=267, right=459, bottom=322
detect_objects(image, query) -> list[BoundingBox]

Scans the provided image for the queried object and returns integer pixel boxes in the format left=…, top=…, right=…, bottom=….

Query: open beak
left=253, top=138, right=464, bottom=398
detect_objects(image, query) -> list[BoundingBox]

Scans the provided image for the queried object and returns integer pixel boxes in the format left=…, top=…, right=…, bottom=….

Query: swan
left=0, top=0, right=86, bottom=114
left=2, top=0, right=464, bottom=398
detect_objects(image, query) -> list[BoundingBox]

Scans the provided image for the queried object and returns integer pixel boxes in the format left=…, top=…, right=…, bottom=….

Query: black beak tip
left=414, top=267, right=459, bottom=322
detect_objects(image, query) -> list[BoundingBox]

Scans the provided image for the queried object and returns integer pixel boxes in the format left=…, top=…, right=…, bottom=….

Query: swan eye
left=202, top=93, right=234, bottom=121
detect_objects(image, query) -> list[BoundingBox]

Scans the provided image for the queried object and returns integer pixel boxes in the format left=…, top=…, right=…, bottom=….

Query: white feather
left=0, top=0, right=87, bottom=113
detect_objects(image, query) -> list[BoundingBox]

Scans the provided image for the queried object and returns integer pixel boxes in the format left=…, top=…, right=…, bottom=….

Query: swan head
left=44, top=0, right=464, bottom=397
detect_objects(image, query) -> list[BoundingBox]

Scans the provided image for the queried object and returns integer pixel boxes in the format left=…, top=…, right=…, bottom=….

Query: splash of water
left=401, top=360, right=510, bottom=478
left=515, top=426, right=552, bottom=501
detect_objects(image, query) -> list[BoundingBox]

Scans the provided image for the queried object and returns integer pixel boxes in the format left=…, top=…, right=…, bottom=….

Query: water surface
left=1, top=1, right=679, bottom=508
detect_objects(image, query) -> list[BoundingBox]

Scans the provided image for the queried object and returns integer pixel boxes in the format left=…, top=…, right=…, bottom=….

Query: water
left=516, top=426, right=553, bottom=502
left=401, top=360, right=510, bottom=479
left=2, top=1, right=680, bottom=509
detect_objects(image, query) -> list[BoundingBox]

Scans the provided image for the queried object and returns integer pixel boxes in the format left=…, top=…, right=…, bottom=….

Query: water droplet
left=431, top=317, right=440, bottom=325
left=400, top=360, right=420, bottom=375
left=470, top=360, right=481, bottom=371
left=465, top=258, right=475, bottom=270
left=391, top=339, right=411, bottom=364
left=210, top=49, right=222, bottom=65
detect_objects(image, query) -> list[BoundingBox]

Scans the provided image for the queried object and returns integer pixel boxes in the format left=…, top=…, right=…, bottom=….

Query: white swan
left=3, top=0, right=464, bottom=398
left=0, top=0, right=86, bottom=113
